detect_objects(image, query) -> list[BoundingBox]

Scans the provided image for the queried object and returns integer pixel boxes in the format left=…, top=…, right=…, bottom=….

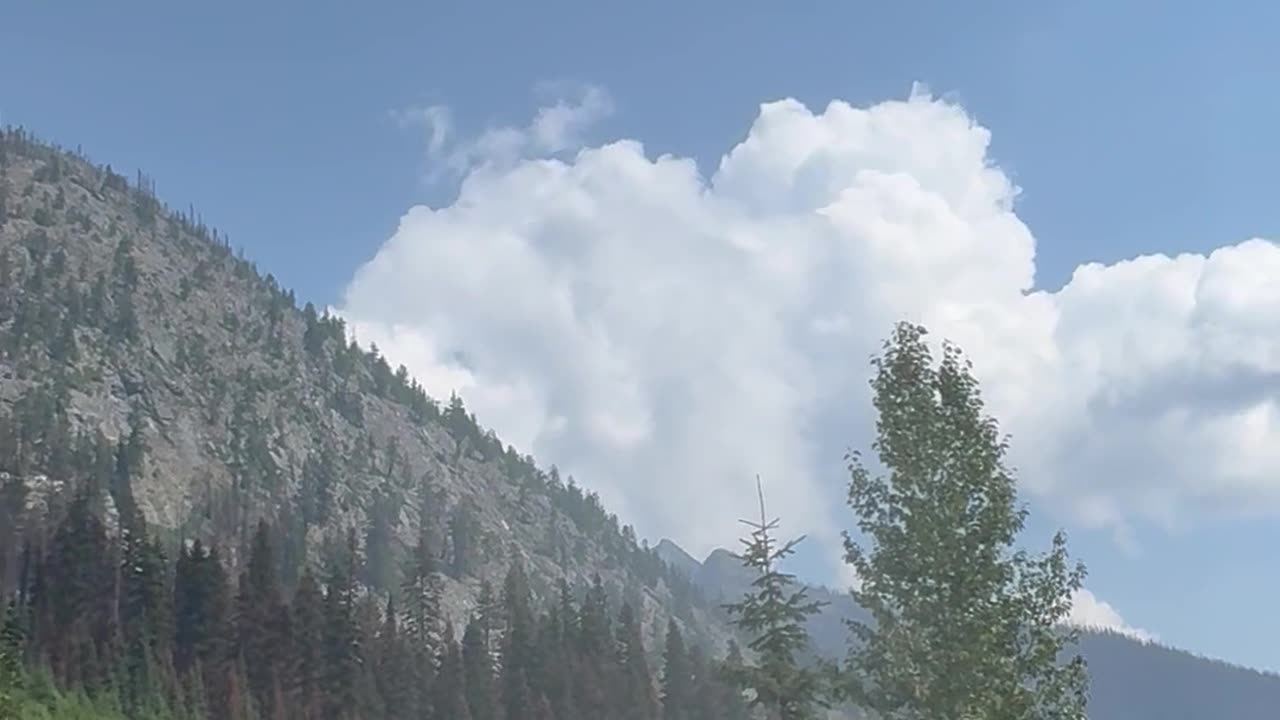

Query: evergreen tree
left=841, top=322, right=1089, bottom=720
left=119, top=516, right=173, bottom=716
left=574, top=574, right=616, bottom=719
left=616, top=602, right=657, bottom=720
left=238, top=521, right=290, bottom=719
left=363, top=489, right=397, bottom=592
left=685, top=645, right=718, bottom=720
left=661, top=620, right=693, bottom=720
left=723, top=479, right=828, bottom=720
left=401, top=517, right=443, bottom=664
left=501, top=559, right=537, bottom=720
left=377, top=598, right=419, bottom=720
left=448, top=504, right=480, bottom=579
left=291, top=569, right=326, bottom=720
left=463, top=615, right=498, bottom=720
left=173, top=540, right=230, bottom=681
left=717, top=642, right=750, bottom=720
left=322, top=532, right=361, bottom=719
left=433, top=625, right=473, bottom=720
left=475, top=580, right=504, bottom=668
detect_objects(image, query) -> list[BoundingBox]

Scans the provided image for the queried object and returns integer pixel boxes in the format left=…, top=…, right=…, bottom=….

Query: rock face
left=0, top=128, right=726, bottom=655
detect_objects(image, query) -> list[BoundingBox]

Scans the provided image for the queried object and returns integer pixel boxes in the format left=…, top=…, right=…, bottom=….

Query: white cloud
left=341, top=87, right=1280, bottom=581
left=1068, top=588, right=1155, bottom=642
left=395, top=85, right=613, bottom=181
left=391, top=105, right=452, bottom=156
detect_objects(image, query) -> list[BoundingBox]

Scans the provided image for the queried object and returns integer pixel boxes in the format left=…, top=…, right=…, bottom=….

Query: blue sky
left=6, top=1, right=1280, bottom=671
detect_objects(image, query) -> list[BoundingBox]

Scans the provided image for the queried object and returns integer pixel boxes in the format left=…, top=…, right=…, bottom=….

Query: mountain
left=0, top=128, right=747, bottom=718
left=657, top=539, right=1280, bottom=720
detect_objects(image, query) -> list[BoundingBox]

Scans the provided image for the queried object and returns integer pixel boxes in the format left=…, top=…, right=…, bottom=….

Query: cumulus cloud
left=341, top=86, right=1280, bottom=583
left=1068, top=589, right=1155, bottom=642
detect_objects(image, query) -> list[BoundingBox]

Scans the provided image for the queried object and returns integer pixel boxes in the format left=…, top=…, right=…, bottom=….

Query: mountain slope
left=658, top=540, right=1280, bottom=720
left=0, top=127, right=721, bottom=657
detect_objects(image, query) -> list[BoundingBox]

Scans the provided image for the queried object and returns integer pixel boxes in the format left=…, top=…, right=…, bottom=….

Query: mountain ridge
left=654, top=537, right=1280, bottom=720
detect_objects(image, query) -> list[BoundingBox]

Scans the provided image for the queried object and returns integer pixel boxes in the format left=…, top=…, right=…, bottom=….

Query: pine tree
left=238, top=520, right=290, bottom=719
left=529, top=599, right=576, bottom=720
left=723, top=479, right=828, bottom=720
left=120, top=515, right=173, bottom=716
left=174, top=540, right=230, bottom=681
left=841, top=322, right=1089, bottom=720
left=463, top=615, right=498, bottom=720
left=322, top=532, right=362, bottom=719
left=377, top=598, right=419, bottom=720
left=353, top=594, right=387, bottom=720
left=291, top=569, right=326, bottom=720
left=661, top=620, right=693, bottom=720
left=475, top=580, right=504, bottom=668
left=685, top=645, right=719, bottom=720
left=717, top=642, right=749, bottom=720
left=401, top=517, right=443, bottom=664
left=43, top=486, right=119, bottom=689
left=501, top=559, right=537, bottom=720
left=433, top=624, right=473, bottom=720
left=575, top=574, right=615, bottom=719
left=616, top=602, right=657, bottom=720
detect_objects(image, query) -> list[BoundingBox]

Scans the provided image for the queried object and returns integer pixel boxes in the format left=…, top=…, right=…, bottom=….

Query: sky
left=5, top=0, right=1280, bottom=671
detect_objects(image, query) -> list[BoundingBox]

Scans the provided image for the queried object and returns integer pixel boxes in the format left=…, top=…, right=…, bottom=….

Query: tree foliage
left=841, top=322, right=1088, bottom=720
left=722, top=478, right=829, bottom=720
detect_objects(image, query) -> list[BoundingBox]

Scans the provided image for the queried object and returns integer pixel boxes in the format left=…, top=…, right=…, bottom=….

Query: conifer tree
left=501, top=559, right=537, bottom=720
left=841, top=322, right=1089, bottom=720
left=476, top=579, right=504, bottom=668
left=718, top=641, right=750, bottom=720
left=616, top=602, right=657, bottom=720
left=661, top=620, right=693, bottom=720
left=723, top=479, right=828, bottom=720
left=463, top=615, right=498, bottom=720
left=238, top=521, right=290, bottom=719
left=686, top=645, right=723, bottom=720
left=120, top=514, right=173, bottom=716
left=575, top=574, right=615, bottom=719
left=291, top=569, right=326, bottom=720
left=377, top=598, right=418, bottom=720
left=434, top=625, right=473, bottom=720
left=323, top=532, right=362, bottom=719
left=401, top=518, right=443, bottom=666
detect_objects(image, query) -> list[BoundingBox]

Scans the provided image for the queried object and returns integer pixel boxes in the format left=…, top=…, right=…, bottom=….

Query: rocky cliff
left=0, top=127, right=724, bottom=656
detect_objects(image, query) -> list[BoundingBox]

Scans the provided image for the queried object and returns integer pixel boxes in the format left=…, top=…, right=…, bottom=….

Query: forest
left=0, top=499, right=746, bottom=720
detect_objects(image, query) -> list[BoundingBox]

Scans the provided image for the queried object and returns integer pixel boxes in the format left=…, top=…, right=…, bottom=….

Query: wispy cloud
left=393, top=85, right=613, bottom=182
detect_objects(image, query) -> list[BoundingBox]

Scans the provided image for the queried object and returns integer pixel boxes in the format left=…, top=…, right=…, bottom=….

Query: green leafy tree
left=723, top=479, right=828, bottom=720
left=842, top=322, right=1088, bottom=720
